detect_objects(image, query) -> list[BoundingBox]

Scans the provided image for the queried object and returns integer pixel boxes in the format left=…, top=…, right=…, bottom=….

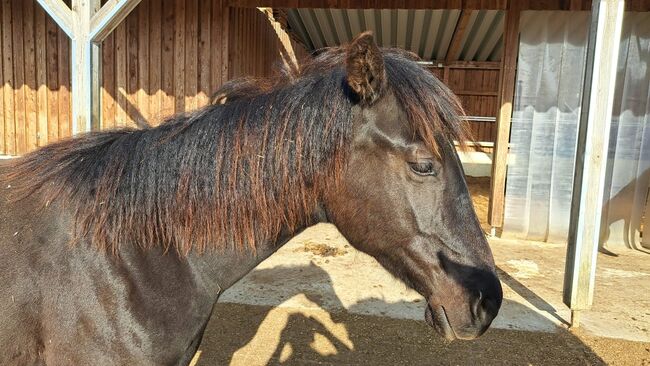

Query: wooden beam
left=227, top=0, right=507, bottom=9
left=445, top=10, right=474, bottom=62
left=37, top=0, right=138, bottom=133
left=70, top=0, right=102, bottom=134
left=35, top=0, right=73, bottom=37
left=563, top=0, right=624, bottom=325
left=89, top=0, right=142, bottom=42
left=641, top=187, right=650, bottom=249
left=424, top=60, right=501, bottom=69
left=488, top=0, right=520, bottom=231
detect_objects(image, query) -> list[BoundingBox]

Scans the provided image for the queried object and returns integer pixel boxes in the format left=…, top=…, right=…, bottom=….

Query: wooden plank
left=58, top=26, right=71, bottom=138
left=35, top=4, right=49, bottom=146
left=11, top=0, right=26, bottom=154
left=89, top=0, right=141, bottom=42
left=45, top=14, right=59, bottom=142
left=226, top=0, right=506, bottom=9
left=446, top=10, right=475, bottom=62
left=149, top=0, right=162, bottom=123
left=221, top=3, right=230, bottom=83
left=174, top=0, right=185, bottom=113
left=563, top=0, right=624, bottom=322
left=115, top=21, right=127, bottom=127
left=0, top=1, right=4, bottom=154
left=126, top=9, right=139, bottom=127
left=2, top=0, right=15, bottom=155
left=487, top=0, right=520, bottom=230
left=211, top=0, right=223, bottom=90
left=101, top=32, right=115, bottom=129
left=161, top=0, right=174, bottom=117
left=184, top=0, right=198, bottom=111
left=137, top=0, right=149, bottom=123
left=35, top=0, right=73, bottom=37
left=24, top=0, right=39, bottom=152
left=455, top=90, right=498, bottom=96
left=641, top=187, right=650, bottom=249
left=90, top=0, right=102, bottom=131
left=197, top=0, right=211, bottom=107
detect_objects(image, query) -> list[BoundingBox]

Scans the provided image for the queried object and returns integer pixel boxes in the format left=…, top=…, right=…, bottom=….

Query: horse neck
left=185, top=205, right=328, bottom=295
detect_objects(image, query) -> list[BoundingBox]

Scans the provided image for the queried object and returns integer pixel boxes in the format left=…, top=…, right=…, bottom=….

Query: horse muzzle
left=424, top=277, right=502, bottom=340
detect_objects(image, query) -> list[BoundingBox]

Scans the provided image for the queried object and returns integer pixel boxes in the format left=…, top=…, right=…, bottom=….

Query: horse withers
left=0, top=32, right=501, bottom=365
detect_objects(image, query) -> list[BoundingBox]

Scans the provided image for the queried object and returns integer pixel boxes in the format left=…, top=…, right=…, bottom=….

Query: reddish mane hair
left=1, top=46, right=469, bottom=255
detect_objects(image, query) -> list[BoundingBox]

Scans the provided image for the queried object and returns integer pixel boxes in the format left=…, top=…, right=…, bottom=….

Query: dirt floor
left=189, top=176, right=650, bottom=366
left=195, top=304, right=649, bottom=366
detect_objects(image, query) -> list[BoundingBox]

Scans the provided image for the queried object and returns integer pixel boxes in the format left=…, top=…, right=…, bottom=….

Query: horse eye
left=408, top=161, right=436, bottom=176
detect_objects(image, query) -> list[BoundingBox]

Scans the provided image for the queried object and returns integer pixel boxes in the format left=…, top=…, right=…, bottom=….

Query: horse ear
left=346, top=31, right=385, bottom=104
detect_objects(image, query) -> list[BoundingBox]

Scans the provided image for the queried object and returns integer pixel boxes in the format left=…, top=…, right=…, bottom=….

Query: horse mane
left=1, top=46, right=470, bottom=255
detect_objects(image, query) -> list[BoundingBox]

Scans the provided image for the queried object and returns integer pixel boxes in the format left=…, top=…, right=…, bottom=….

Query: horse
left=0, top=32, right=502, bottom=365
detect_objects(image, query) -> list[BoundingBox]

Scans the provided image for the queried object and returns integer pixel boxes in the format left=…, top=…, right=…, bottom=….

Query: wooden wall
left=428, top=62, right=500, bottom=143
left=100, top=2, right=306, bottom=130
left=100, top=0, right=230, bottom=129
left=229, top=7, right=309, bottom=79
left=0, top=0, right=72, bottom=155
left=0, top=0, right=306, bottom=155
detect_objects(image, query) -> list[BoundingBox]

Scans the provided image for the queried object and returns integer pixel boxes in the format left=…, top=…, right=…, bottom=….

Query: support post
left=70, top=0, right=95, bottom=134
left=641, top=187, right=650, bottom=249
left=36, top=0, right=141, bottom=134
left=487, top=0, right=520, bottom=230
left=563, top=0, right=625, bottom=326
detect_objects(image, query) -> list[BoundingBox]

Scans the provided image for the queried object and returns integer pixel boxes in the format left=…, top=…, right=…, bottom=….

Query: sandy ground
left=189, top=178, right=650, bottom=365
left=196, top=304, right=649, bottom=366
left=466, top=177, right=491, bottom=233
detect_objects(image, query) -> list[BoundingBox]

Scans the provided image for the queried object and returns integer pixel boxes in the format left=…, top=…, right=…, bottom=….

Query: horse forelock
left=1, top=46, right=469, bottom=256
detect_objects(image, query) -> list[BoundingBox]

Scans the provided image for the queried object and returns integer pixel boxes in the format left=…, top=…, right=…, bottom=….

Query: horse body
left=0, top=185, right=307, bottom=365
left=0, top=32, right=502, bottom=365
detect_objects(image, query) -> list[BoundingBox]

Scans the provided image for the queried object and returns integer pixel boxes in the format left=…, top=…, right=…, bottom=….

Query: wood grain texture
left=488, top=0, right=520, bottom=228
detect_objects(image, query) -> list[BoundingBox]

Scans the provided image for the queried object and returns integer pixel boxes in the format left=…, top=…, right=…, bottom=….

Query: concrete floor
left=191, top=223, right=650, bottom=365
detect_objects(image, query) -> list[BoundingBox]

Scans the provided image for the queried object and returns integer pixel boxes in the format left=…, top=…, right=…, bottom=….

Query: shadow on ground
left=191, top=263, right=648, bottom=366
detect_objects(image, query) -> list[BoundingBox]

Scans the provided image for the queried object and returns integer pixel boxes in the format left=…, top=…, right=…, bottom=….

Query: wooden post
left=563, top=0, right=625, bottom=327
left=642, top=189, right=650, bottom=249
left=445, top=10, right=473, bottom=62
left=36, top=0, right=141, bottom=134
left=70, top=0, right=97, bottom=134
left=487, top=0, right=520, bottom=231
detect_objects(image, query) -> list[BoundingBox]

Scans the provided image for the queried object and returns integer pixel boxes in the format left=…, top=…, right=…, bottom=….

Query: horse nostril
left=471, top=291, right=484, bottom=320
left=472, top=291, right=499, bottom=325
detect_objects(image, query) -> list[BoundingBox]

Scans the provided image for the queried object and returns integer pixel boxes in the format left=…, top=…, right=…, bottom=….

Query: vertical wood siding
left=100, top=1, right=306, bottom=130
left=228, top=7, right=308, bottom=79
left=429, top=63, right=499, bottom=144
left=0, top=0, right=305, bottom=155
left=0, top=0, right=72, bottom=155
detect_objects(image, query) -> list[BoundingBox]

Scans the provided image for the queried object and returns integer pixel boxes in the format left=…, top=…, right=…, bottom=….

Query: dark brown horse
left=0, top=32, right=501, bottom=365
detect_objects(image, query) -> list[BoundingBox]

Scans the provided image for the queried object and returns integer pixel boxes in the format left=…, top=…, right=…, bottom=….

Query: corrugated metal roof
left=285, top=9, right=504, bottom=61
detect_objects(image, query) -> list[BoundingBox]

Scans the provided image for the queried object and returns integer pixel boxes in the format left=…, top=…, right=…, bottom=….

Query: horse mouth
left=425, top=304, right=456, bottom=341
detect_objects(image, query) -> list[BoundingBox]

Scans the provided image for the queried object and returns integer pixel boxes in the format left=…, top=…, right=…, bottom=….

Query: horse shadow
left=193, top=262, right=608, bottom=365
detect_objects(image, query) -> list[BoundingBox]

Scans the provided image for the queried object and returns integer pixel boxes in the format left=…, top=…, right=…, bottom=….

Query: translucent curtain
left=503, top=11, right=590, bottom=242
left=600, top=12, right=650, bottom=250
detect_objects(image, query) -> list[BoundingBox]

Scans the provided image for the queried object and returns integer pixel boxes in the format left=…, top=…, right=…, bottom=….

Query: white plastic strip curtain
left=502, top=11, right=590, bottom=242
left=600, top=12, right=650, bottom=250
